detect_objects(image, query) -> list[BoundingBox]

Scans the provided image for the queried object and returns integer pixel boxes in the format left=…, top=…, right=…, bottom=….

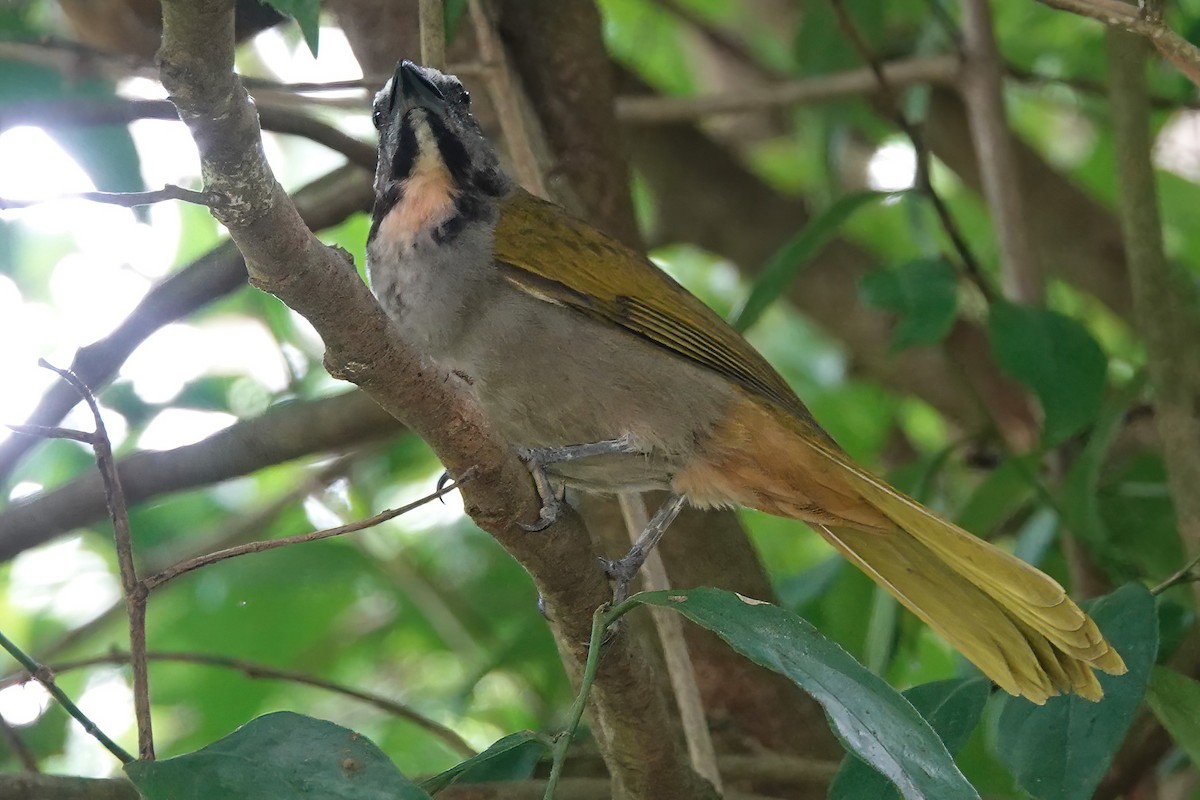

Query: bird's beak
left=397, top=60, right=446, bottom=111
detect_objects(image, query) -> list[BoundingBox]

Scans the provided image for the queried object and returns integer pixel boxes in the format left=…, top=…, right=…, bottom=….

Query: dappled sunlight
left=253, top=25, right=362, bottom=84
left=0, top=682, right=51, bottom=727
left=7, top=480, right=43, bottom=501
left=121, top=318, right=291, bottom=406
left=867, top=139, right=917, bottom=192
left=0, top=126, right=94, bottom=202
left=62, top=670, right=134, bottom=778
left=137, top=408, right=238, bottom=451
left=48, top=254, right=152, bottom=343
left=8, top=537, right=121, bottom=627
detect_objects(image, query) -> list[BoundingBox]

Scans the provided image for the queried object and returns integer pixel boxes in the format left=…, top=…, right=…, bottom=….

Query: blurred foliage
left=0, top=0, right=1196, bottom=797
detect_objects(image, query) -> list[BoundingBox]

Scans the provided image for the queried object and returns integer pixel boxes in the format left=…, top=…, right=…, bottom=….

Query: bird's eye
left=371, top=106, right=384, bottom=130
left=459, top=90, right=471, bottom=107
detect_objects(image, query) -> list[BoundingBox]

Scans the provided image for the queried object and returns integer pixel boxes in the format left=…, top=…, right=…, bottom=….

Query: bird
left=364, top=60, right=1126, bottom=704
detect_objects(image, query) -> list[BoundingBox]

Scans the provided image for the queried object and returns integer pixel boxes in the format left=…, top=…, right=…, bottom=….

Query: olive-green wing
left=493, top=189, right=821, bottom=430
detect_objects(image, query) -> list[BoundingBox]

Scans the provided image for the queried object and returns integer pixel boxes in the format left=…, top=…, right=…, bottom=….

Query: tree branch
left=155, top=2, right=713, bottom=797
left=1036, top=0, right=1200, bottom=87
left=617, top=55, right=961, bottom=123
left=959, top=0, right=1041, bottom=304
left=0, top=628, right=132, bottom=764
left=39, top=361, right=153, bottom=760
left=0, top=163, right=373, bottom=483
left=0, top=98, right=377, bottom=170
left=0, top=184, right=219, bottom=209
left=828, top=0, right=994, bottom=302
left=0, top=773, right=782, bottom=800
left=141, top=475, right=470, bottom=590
left=1106, top=30, right=1200, bottom=597
left=0, top=391, right=400, bottom=560
left=0, top=774, right=139, bottom=800
left=3, top=649, right=475, bottom=758
left=0, top=713, right=39, bottom=772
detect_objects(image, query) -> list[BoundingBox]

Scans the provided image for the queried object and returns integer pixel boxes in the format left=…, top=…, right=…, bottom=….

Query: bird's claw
left=602, top=553, right=643, bottom=605
left=520, top=497, right=564, bottom=532
left=517, top=447, right=564, bottom=532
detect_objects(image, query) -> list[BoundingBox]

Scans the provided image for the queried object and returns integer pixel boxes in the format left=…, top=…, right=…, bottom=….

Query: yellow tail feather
left=674, top=396, right=1126, bottom=702
left=816, top=461, right=1126, bottom=703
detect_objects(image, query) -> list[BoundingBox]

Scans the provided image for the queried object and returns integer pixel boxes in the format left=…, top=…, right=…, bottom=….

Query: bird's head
left=368, top=61, right=510, bottom=249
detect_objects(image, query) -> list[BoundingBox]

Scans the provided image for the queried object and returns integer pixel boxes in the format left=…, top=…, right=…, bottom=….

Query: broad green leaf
left=830, top=678, right=990, bottom=800
left=264, top=0, right=321, bottom=56
left=632, top=588, right=980, bottom=800
left=125, top=711, right=431, bottom=800
left=731, top=190, right=891, bottom=332
left=420, top=731, right=546, bottom=793
left=860, top=258, right=959, bottom=351
left=995, top=584, right=1157, bottom=800
left=987, top=301, right=1108, bottom=445
left=1146, top=666, right=1200, bottom=769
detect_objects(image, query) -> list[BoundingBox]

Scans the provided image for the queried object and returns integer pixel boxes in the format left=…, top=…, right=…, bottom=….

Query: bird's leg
left=517, top=433, right=640, bottom=531
left=606, top=494, right=687, bottom=604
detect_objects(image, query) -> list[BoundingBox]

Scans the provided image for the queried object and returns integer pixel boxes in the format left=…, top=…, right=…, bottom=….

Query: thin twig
left=1005, top=62, right=1197, bottom=110
left=419, top=0, right=447, bottom=70
left=2, top=650, right=476, bottom=759
left=655, top=0, right=777, bottom=80
left=0, top=453, right=365, bottom=679
left=828, top=0, right=996, bottom=302
left=0, top=629, right=133, bottom=764
left=142, top=472, right=475, bottom=591
left=0, top=714, right=39, bottom=772
left=616, top=495, right=721, bottom=792
left=543, top=606, right=611, bottom=799
left=0, top=38, right=156, bottom=82
left=240, top=64, right=486, bottom=95
left=0, top=392, right=399, bottom=558
left=466, top=0, right=550, bottom=197
left=0, top=164, right=374, bottom=492
left=32, top=360, right=154, bottom=761
left=0, top=185, right=219, bottom=210
left=617, top=55, right=961, bottom=123
left=5, top=424, right=96, bottom=444
left=1152, top=551, right=1200, bottom=595
left=1035, top=0, right=1200, bottom=88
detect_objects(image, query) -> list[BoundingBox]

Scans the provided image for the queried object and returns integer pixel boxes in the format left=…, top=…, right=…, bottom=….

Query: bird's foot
left=516, top=436, right=641, bottom=532
left=517, top=447, right=565, bottom=531
left=603, top=551, right=646, bottom=606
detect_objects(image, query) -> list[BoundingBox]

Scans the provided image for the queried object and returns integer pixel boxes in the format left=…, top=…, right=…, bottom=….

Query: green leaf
left=445, top=0, right=469, bottom=40
left=994, top=584, right=1157, bottom=800
left=632, top=588, right=980, bottom=800
left=830, top=678, right=990, bottom=800
left=1146, top=666, right=1200, bottom=769
left=987, top=300, right=1108, bottom=445
left=860, top=258, right=959, bottom=351
left=420, top=731, right=546, bottom=793
left=125, top=711, right=432, bottom=800
left=776, top=555, right=843, bottom=612
left=264, top=0, right=321, bottom=56
left=731, top=190, right=891, bottom=332
left=1058, top=392, right=1129, bottom=550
